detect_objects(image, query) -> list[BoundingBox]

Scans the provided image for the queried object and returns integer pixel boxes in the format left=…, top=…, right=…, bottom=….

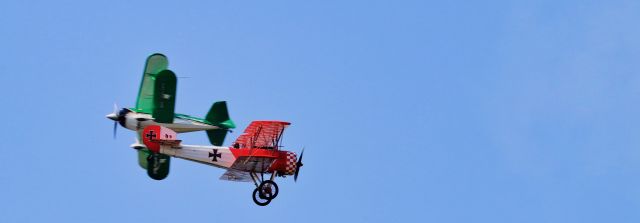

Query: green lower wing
left=136, top=148, right=170, bottom=180
left=146, top=153, right=170, bottom=180
left=137, top=149, right=149, bottom=169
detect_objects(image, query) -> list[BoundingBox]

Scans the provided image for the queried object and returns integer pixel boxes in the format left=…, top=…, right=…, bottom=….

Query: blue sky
left=1, top=0, right=640, bottom=222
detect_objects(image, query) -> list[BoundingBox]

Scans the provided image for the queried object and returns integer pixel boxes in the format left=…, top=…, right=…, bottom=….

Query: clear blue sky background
left=1, top=0, right=639, bottom=222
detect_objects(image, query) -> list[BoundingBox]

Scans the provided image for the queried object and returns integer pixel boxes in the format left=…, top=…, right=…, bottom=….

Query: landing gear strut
left=250, top=172, right=279, bottom=206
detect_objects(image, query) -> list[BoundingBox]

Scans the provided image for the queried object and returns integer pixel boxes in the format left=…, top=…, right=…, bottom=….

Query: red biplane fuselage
left=140, top=120, right=303, bottom=206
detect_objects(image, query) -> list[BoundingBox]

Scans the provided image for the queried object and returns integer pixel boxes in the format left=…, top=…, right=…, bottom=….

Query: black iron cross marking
left=146, top=131, right=157, bottom=140
left=209, top=149, right=221, bottom=162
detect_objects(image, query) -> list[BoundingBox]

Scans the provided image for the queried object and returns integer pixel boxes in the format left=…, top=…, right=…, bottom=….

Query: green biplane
left=107, top=53, right=235, bottom=180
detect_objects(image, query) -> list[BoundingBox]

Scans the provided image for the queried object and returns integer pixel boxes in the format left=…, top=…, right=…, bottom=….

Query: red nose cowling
left=268, top=151, right=297, bottom=175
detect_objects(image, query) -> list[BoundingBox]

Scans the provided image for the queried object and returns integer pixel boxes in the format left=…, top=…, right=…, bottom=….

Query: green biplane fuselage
left=106, top=53, right=235, bottom=180
left=114, top=109, right=235, bottom=135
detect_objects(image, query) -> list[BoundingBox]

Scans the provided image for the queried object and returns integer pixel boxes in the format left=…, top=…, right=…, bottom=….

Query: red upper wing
left=233, top=121, right=291, bottom=149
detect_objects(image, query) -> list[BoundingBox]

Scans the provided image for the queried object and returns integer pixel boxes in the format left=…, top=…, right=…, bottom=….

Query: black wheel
left=252, top=188, right=271, bottom=206
left=258, top=180, right=279, bottom=200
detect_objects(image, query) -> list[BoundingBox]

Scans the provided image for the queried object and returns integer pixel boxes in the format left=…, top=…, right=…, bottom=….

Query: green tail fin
left=205, top=101, right=235, bottom=128
left=206, top=129, right=228, bottom=146
left=205, top=101, right=235, bottom=146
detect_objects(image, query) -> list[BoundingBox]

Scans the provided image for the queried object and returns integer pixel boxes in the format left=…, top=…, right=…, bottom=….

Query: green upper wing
left=152, top=70, right=177, bottom=123
left=135, top=53, right=169, bottom=114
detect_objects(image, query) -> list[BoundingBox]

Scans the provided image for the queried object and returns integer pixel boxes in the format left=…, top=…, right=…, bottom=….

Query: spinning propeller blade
left=294, top=147, right=304, bottom=182
left=108, top=103, right=120, bottom=139
left=113, top=121, right=118, bottom=139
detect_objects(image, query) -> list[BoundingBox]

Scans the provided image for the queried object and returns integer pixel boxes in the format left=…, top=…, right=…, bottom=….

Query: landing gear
left=250, top=172, right=280, bottom=206
left=258, top=180, right=279, bottom=200
left=252, top=188, right=271, bottom=206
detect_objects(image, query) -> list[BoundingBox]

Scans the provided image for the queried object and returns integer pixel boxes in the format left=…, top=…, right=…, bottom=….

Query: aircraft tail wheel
left=252, top=188, right=271, bottom=206
left=258, top=180, right=279, bottom=200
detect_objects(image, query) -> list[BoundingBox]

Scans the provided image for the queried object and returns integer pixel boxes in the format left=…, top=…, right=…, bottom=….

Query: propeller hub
left=108, top=104, right=131, bottom=139
left=106, top=113, right=118, bottom=121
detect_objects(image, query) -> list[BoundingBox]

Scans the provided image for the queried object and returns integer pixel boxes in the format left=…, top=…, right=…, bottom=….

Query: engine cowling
left=268, top=151, right=297, bottom=176
left=142, top=125, right=178, bottom=153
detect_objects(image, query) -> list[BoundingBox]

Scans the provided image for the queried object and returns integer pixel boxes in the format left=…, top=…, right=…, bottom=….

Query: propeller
left=106, top=103, right=124, bottom=139
left=113, top=120, right=118, bottom=138
left=294, top=147, right=304, bottom=182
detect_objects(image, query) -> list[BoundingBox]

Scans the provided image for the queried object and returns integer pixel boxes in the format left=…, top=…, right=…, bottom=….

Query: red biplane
left=141, top=120, right=304, bottom=206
